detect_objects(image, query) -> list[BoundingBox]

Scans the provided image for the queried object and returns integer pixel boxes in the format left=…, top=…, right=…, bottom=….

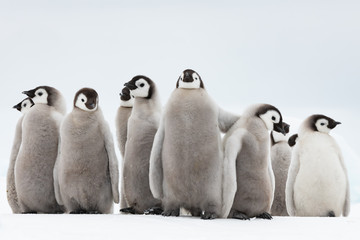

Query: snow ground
left=1, top=177, right=359, bottom=240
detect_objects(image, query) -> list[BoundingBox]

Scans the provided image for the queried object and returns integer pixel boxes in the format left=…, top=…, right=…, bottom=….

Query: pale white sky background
left=0, top=0, right=359, bottom=188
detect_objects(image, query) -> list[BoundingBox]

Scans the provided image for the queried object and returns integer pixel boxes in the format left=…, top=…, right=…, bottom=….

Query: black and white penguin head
left=13, top=98, right=34, bottom=114
left=124, top=75, right=154, bottom=99
left=119, top=87, right=134, bottom=107
left=308, top=114, right=341, bottom=134
left=22, top=86, right=61, bottom=106
left=176, top=69, right=204, bottom=89
left=270, top=122, right=290, bottom=145
left=256, top=104, right=287, bottom=135
left=288, top=134, right=298, bottom=147
left=74, top=88, right=99, bottom=112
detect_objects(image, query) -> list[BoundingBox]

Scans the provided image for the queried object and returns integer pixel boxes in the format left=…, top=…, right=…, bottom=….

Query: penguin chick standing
left=286, top=114, right=350, bottom=217
left=149, top=69, right=239, bottom=219
left=15, top=86, right=66, bottom=213
left=54, top=88, right=119, bottom=213
left=120, top=75, right=162, bottom=214
left=270, top=122, right=291, bottom=216
left=223, top=104, right=287, bottom=220
left=7, top=98, right=34, bottom=213
left=115, top=86, right=134, bottom=209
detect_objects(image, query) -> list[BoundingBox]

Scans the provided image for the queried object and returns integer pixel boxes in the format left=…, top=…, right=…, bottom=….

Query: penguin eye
left=38, top=92, right=43, bottom=96
left=23, top=104, right=27, bottom=107
left=320, top=123, right=325, bottom=126
left=81, top=99, right=85, bottom=102
left=272, top=116, right=276, bottom=121
left=140, top=83, right=145, bottom=87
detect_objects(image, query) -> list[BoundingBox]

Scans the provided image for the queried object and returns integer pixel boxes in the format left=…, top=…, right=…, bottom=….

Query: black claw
left=120, top=207, right=136, bottom=214
left=201, top=211, right=217, bottom=220
left=70, top=210, right=87, bottom=214
left=232, top=211, right=250, bottom=220
left=144, top=207, right=163, bottom=215
left=256, top=212, right=273, bottom=220
left=162, top=209, right=180, bottom=217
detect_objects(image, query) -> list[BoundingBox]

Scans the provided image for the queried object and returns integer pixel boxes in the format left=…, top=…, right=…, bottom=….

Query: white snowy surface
left=0, top=177, right=359, bottom=240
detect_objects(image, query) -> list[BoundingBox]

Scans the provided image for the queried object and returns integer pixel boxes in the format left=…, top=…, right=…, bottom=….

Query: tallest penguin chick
left=286, top=114, right=350, bottom=217
left=121, top=75, right=162, bottom=214
left=15, top=86, right=66, bottom=213
left=149, top=69, right=239, bottom=219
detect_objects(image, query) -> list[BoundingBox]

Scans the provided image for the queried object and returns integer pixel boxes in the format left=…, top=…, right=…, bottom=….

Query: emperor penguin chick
left=120, top=75, right=162, bottom=214
left=7, top=98, right=34, bottom=213
left=115, top=86, right=134, bottom=209
left=54, top=88, right=119, bottom=214
left=223, top=104, right=287, bottom=220
left=15, top=86, right=66, bottom=213
left=270, top=122, right=291, bottom=216
left=149, top=69, right=239, bottom=220
left=286, top=114, right=350, bottom=217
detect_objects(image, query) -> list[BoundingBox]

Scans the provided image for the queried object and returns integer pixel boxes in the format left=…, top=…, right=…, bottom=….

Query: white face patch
left=75, top=93, right=98, bottom=112
left=178, top=72, right=201, bottom=89
left=21, top=99, right=33, bottom=114
left=129, top=79, right=150, bottom=98
left=32, top=88, right=48, bottom=104
left=259, top=110, right=281, bottom=131
left=315, top=118, right=330, bottom=133
left=120, top=96, right=134, bottom=107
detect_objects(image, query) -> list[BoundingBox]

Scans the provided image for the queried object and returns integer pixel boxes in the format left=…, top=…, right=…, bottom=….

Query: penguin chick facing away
left=286, top=114, right=350, bottom=217
left=54, top=88, right=119, bottom=214
left=270, top=122, right=291, bottom=216
left=120, top=76, right=163, bottom=215
left=149, top=69, right=239, bottom=220
left=7, top=98, right=35, bottom=213
left=115, top=86, right=134, bottom=209
left=15, top=86, right=66, bottom=213
left=223, top=104, right=287, bottom=220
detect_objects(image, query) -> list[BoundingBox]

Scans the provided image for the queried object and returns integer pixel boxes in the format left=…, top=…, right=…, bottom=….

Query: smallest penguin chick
left=13, top=98, right=35, bottom=114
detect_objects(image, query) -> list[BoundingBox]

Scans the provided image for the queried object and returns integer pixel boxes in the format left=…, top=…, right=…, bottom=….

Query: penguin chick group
left=7, top=70, right=350, bottom=219
left=7, top=86, right=119, bottom=214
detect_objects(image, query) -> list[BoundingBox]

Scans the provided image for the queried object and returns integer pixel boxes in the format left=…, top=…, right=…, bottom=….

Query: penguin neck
left=133, top=88, right=161, bottom=116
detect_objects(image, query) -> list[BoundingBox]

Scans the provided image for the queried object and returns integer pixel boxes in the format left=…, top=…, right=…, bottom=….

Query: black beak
left=274, top=122, right=287, bottom=135
left=329, top=121, right=341, bottom=129
left=13, top=104, right=21, bottom=112
left=124, top=82, right=136, bottom=90
left=282, top=122, right=290, bottom=134
left=22, top=90, right=36, bottom=98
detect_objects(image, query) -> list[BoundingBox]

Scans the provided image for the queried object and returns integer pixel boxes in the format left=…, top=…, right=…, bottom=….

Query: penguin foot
left=162, top=209, right=180, bottom=217
left=70, top=210, right=87, bottom=214
left=256, top=212, right=273, bottom=220
left=200, top=211, right=217, bottom=220
left=144, top=207, right=163, bottom=215
left=120, top=207, right=136, bottom=214
left=232, top=211, right=250, bottom=220
left=328, top=211, right=335, bottom=217
left=22, top=211, right=37, bottom=214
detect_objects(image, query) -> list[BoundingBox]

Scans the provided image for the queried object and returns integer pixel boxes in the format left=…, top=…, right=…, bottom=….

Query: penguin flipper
left=218, top=107, right=240, bottom=133
left=53, top=136, right=63, bottom=206
left=149, top=118, right=165, bottom=199
left=101, top=120, right=120, bottom=204
left=7, top=118, right=23, bottom=213
left=221, top=129, right=248, bottom=218
left=285, top=149, right=300, bottom=216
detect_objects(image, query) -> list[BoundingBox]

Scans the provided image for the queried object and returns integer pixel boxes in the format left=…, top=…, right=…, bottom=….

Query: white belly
left=294, top=140, right=346, bottom=216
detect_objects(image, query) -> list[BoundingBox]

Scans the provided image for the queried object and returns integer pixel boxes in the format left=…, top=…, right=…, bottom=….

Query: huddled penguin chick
left=288, top=134, right=298, bottom=147
left=223, top=104, right=287, bottom=220
left=270, top=122, right=291, bottom=216
left=120, top=76, right=163, bottom=215
left=54, top=88, right=119, bottom=214
left=15, top=86, right=66, bottom=213
left=286, top=114, right=350, bottom=217
left=149, top=69, right=239, bottom=220
left=7, top=98, right=35, bottom=213
left=115, top=86, right=134, bottom=209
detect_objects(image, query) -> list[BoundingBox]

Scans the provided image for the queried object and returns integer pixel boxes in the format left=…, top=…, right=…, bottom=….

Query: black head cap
left=256, top=104, right=287, bottom=135
left=22, top=86, right=58, bottom=106
left=308, top=114, right=341, bottom=132
left=124, top=75, right=154, bottom=99
left=74, top=88, right=99, bottom=110
left=176, top=69, right=205, bottom=89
